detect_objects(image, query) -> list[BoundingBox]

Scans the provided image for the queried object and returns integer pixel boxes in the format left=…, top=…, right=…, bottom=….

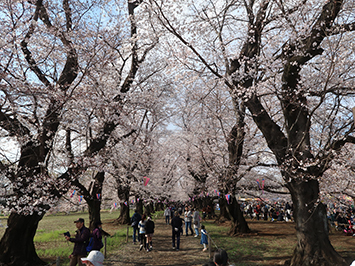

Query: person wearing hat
left=65, top=218, right=90, bottom=266
left=81, top=250, right=104, bottom=266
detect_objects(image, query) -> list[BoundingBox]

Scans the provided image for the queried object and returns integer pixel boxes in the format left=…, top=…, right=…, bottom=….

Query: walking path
left=105, top=218, right=211, bottom=266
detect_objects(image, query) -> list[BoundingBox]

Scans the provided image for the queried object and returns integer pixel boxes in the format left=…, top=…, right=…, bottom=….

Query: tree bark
left=217, top=197, right=231, bottom=221
left=155, top=202, right=164, bottom=211
left=116, top=184, right=130, bottom=225
left=226, top=195, right=250, bottom=235
left=116, top=202, right=130, bottom=225
left=86, top=172, right=105, bottom=230
left=135, top=196, right=144, bottom=214
left=0, top=213, right=46, bottom=266
left=288, top=179, right=346, bottom=266
left=145, top=202, right=155, bottom=216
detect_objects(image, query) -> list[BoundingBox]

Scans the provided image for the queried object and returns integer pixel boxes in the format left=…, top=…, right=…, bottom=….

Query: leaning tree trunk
left=0, top=212, right=46, bottom=266
left=227, top=195, right=250, bottom=235
left=218, top=197, right=231, bottom=222
left=288, top=179, right=346, bottom=266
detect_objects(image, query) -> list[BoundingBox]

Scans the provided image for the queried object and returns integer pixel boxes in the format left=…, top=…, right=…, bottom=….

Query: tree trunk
left=145, top=202, right=154, bottom=216
left=116, top=184, right=130, bottom=225
left=116, top=202, right=130, bottom=225
left=195, top=198, right=204, bottom=210
left=227, top=195, right=250, bottom=235
left=86, top=171, right=105, bottom=230
left=288, top=179, right=346, bottom=266
left=135, top=196, right=143, bottom=214
left=155, top=202, right=164, bottom=211
left=0, top=212, right=46, bottom=266
left=218, top=197, right=231, bottom=221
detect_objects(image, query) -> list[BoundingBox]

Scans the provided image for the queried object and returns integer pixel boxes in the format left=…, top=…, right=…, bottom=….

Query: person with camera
left=64, top=218, right=90, bottom=266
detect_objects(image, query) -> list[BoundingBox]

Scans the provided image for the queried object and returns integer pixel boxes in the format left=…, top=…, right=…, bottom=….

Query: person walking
left=171, top=211, right=184, bottom=251
left=200, top=225, right=208, bottom=252
left=145, top=216, right=155, bottom=252
left=164, top=206, right=171, bottom=225
left=130, top=209, right=142, bottom=244
left=138, top=214, right=147, bottom=251
left=65, top=218, right=90, bottom=266
left=184, top=206, right=194, bottom=236
left=193, top=208, right=201, bottom=237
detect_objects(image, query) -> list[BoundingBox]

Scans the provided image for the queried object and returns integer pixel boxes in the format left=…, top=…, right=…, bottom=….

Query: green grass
left=0, top=209, right=128, bottom=264
left=202, top=220, right=296, bottom=266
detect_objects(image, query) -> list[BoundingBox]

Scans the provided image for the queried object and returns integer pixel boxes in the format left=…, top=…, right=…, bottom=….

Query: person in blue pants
left=130, top=209, right=141, bottom=244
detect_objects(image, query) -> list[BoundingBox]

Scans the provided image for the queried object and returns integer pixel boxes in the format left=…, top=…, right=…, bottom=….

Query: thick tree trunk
left=88, top=199, right=101, bottom=230
left=135, top=196, right=143, bottom=214
left=288, top=179, right=346, bottom=266
left=226, top=195, right=250, bottom=235
left=116, top=202, right=130, bottom=225
left=116, top=185, right=130, bottom=225
left=145, top=202, right=154, bottom=216
left=0, top=212, right=46, bottom=266
left=86, top=171, right=105, bottom=230
left=218, top=197, right=231, bottom=221
left=195, top=198, right=204, bottom=210
left=155, top=202, right=164, bottom=211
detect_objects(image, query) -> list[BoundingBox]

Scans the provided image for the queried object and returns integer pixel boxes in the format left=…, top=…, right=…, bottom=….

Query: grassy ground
left=0, top=210, right=128, bottom=265
left=1, top=212, right=355, bottom=265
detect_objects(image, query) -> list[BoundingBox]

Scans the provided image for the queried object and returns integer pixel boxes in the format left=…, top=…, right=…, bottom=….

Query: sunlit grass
left=0, top=209, right=127, bottom=264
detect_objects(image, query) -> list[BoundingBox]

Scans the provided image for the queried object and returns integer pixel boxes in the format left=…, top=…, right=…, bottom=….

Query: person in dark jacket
left=145, top=216, right=155, bottom=251
left=131, top=209, right=142, bottom=244
left=91, top=221, right=104, bottom=251
left=65, top=218, right=90, bottom=266
left=171, top=211, right=184, bottom=251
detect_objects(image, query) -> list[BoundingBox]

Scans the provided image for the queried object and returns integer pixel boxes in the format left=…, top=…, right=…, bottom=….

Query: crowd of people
left=63, top=200, right=355, bottom=265
left=241, top=201, right=293, bottom=222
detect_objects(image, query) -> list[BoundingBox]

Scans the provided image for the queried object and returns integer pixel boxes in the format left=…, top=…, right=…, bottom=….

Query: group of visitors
left=328, top=203, right=355, bottom=235
left=169, top=205, right=208, bottom=251
left=242, top=201, right=293, bottom=222
left=64, top=218, right=105, bottom=266
left=136, top=205, right=209, bottom=252
left=64, top=206, right=230, bottom=266
left=131, top=210, right=155, bottom=252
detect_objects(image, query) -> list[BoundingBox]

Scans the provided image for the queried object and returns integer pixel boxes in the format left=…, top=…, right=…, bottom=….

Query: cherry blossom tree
left=149, top=0, right=355, bottom=264
left=0, top=0, right=157, bottom=264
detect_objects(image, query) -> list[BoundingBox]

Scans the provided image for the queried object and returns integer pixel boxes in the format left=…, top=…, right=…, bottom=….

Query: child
left=200, top=225, right=208, bottom=251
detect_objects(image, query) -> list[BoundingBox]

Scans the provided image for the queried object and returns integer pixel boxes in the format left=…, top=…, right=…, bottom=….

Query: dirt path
left=105, top=218, right=210, bottom=266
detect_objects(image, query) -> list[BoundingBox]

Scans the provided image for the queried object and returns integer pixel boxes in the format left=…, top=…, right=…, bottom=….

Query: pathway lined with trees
left=106, top=217, right=210, bottom=266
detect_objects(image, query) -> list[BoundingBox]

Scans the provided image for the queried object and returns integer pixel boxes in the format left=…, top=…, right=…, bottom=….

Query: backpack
left=86, top=237, right=94, bottom=252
